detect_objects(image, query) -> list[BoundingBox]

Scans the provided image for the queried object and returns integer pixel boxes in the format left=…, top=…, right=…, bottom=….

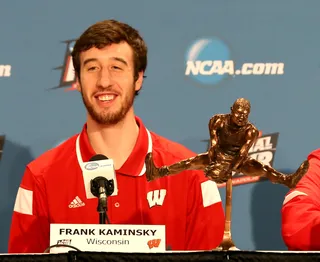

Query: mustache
left=93, top=88, right=121, bottom=96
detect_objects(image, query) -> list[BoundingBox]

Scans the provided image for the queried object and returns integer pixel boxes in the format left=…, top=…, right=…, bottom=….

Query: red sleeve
left=281, top=152, right=320, bottom=251
left=8, top=167, right=50, bottom=254
left=185, top=171, right=225, bottom=250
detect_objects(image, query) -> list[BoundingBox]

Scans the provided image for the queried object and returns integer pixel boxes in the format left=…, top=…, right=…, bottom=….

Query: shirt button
left=115, top=202, right=120, bottom=208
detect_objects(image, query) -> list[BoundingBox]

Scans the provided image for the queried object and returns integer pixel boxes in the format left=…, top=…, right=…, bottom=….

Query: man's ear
left=135, top=71, right=144, bottom=92
left=75, top=76, right=81, bottom=92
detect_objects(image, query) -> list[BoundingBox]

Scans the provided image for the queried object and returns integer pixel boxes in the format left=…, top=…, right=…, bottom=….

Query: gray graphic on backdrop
left=0, top=135, right=5, bottom=161
left=0, top=65, right=11, bottom=78
left=51, top=40, right=77, bottom=91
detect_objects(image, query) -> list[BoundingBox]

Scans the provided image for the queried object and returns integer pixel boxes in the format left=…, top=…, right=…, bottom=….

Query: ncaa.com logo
left=185, top=38, right=284, bottom=85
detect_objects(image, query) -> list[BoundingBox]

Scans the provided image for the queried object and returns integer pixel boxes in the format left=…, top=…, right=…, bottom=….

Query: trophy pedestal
left=215, top=232, right=239, bottom=251
left=214, top=178, right=240, bottom=251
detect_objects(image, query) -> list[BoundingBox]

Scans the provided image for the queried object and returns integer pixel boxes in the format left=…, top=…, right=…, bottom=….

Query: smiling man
left=8, top=19, right=225, bottom=253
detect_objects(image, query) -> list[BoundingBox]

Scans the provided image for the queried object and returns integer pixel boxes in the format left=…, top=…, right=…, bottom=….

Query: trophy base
left=214, top=236, right=240, bottom=251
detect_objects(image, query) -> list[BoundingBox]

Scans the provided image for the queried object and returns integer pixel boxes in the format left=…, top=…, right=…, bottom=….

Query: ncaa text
left=185, top=61, right=284, bottom=76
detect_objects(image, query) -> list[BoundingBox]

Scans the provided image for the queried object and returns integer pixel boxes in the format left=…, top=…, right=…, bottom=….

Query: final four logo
left=52, top=40, right=77, bottom=91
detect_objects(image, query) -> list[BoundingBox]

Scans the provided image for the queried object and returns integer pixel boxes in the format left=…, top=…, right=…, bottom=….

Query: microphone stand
left=98, top=186, right=107, bottom=224
left=90, top=177, right=114, bottom=224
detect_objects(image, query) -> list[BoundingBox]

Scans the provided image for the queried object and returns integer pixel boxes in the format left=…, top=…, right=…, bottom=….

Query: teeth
left=98, top=95, right=115, bottom=101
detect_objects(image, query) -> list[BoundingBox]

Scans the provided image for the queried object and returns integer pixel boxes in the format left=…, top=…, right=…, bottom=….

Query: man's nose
left=96, top=68, right=112, bottom=88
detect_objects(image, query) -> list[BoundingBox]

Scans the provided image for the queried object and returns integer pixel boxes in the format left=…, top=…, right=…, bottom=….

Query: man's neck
left=86, top=110, right=139, bottom=170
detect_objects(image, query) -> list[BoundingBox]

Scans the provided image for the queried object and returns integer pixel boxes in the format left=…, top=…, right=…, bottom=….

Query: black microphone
left=89, top=154, right=115, bottom=224
left=89, top=154, right=109, bottom=161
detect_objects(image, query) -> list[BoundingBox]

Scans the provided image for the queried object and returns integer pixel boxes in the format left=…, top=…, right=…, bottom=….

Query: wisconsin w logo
left=147, top=189, right=166, bottom=208
left=147, top=239, right=161, bottom=249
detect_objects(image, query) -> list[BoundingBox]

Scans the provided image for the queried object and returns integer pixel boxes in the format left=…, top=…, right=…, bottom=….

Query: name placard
left=49, top=224, right=166, bottom=253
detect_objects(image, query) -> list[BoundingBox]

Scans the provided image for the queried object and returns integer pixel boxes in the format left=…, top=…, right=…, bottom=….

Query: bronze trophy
left=145, top=98, right=309, bottom=251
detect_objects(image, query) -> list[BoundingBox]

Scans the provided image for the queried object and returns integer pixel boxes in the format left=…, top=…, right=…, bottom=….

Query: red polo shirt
left=8, top=117, right=224, bottom=253
left=282, top=149, right=320, bottom=250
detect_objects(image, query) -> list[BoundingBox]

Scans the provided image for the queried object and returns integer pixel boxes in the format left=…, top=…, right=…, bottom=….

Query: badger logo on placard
left=147, top=239, right=161, bottom=249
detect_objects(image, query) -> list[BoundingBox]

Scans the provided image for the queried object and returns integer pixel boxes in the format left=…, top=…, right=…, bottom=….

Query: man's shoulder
left=150, top=131, right=198, bottom=163
left=149, top=131, right=210, bottom=180
left=27, top=134, right=79, bottom=177
left=308, top=148, right=320, bottom=161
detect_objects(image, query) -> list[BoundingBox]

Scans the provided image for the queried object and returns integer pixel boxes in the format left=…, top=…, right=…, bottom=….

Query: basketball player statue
left=145, top=98, right=309, bottom=251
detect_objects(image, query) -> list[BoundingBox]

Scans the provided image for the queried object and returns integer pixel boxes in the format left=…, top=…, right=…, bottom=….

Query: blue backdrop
left=0, top=0, right=318, bottom=252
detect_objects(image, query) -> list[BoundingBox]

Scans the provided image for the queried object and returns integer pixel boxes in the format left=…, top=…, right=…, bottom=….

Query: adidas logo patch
left=68, top=196, right=85, bottom=208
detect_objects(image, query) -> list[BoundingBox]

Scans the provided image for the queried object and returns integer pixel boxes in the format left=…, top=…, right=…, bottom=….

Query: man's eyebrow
left=111, top=57, right=128, bottom=66
left=83, top=58, right=98, bottom=66
left=82, top=57, right=128, bottom=67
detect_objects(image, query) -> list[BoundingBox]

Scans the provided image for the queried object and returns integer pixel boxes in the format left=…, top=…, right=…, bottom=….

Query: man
left=282, top=149, right=320, bottom=250
left=8, top=19, right=225, bottom=253
left=146, top=98, right=308, bottom=188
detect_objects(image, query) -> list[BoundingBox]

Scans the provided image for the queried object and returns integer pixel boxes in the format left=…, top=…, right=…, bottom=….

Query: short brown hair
left=71, top=19, right=148, bottom=95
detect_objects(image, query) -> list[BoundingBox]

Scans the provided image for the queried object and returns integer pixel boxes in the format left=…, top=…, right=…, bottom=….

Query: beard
left=80, top=85, right=136, bottom=125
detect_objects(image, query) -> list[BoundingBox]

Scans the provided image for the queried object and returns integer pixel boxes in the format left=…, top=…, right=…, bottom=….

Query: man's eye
left=112, top=66, right=122, bottom=70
